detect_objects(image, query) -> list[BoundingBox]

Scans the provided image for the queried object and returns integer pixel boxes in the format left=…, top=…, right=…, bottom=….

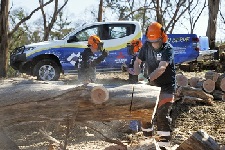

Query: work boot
left=156, top=131, right=171, bottom=150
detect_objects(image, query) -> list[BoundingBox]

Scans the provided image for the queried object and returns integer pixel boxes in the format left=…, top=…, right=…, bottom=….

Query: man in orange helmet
left=75, top=35, right=108, bottom=83
left=134, top=22, right=176, bottom=149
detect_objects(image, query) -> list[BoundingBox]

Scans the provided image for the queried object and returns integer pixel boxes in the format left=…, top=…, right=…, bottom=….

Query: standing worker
left=75, top=35, right=108, bottom=83
left=134, top=22, right=176, bottom=149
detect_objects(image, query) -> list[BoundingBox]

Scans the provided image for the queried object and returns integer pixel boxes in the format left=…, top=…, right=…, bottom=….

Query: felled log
left=0, top=80, right=160, bottom=127
left=177, top=86, right=214, bottom=105
left=215, top=73, right=225, bottom=91
left=176, top=74, right=188, bottom=87
left=0, top=129, right=20, bottom=150
left=176, top=130, right=220, bottom=150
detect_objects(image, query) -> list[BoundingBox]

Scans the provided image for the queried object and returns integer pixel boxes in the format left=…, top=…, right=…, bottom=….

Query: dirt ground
left=1, top=71, right=225, bottom=149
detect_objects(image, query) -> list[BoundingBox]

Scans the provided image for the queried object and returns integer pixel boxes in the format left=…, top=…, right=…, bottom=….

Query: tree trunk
left=206, top=0, right=220, bottom=49
left=0, top=0, right=9, bottom=78
left=0, top=81, right=160, bottom=127
left=98, top=0, right=103, bottom=22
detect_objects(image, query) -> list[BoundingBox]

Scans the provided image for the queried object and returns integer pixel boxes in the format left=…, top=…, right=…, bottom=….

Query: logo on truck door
left=115, top=52, right=127, bottom=63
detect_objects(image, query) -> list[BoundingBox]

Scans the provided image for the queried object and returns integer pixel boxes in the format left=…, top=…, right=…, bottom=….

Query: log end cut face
left=91, top=86, right=109, bottom=104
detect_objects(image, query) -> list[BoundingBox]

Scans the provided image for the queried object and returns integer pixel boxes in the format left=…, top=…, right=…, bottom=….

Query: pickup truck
left=10, top=21, right=200, bottom=81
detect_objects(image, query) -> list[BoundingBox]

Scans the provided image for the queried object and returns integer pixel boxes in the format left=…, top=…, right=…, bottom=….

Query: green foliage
left=49, top=12, right=73, bottom=40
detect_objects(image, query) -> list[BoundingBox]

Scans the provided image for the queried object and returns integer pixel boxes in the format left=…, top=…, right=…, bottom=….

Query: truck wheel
left=33, top=59, right=60, bottom=81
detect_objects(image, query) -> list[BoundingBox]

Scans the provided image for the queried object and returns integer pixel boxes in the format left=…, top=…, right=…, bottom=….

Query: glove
left=101, top=49, right=109, bottom=57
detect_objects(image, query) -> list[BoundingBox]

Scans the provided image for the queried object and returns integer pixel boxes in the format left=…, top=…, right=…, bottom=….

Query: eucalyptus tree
left=38, top=0, right=69, bottom=41
left=0, top=0, right=54, bottom=78
left=206, top=0, right=220, bottom=49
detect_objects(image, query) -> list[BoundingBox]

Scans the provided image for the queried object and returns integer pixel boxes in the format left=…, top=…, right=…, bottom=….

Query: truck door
left=98, top=23, right=138, bottom=72
left=63, top=25, right=101, bottom=74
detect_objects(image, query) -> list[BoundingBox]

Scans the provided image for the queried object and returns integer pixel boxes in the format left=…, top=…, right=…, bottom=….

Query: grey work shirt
left=138, top=41, right=176, bottom=88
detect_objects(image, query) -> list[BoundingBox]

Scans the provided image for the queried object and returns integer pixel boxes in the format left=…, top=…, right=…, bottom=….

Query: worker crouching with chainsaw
left=134, top=22, right=176, bottom=149
left=75, top=35, right=108, bottom=84
left=127, top=39, right=143, bottom=84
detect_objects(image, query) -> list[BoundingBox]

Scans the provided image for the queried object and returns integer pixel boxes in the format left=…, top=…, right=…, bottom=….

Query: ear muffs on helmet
left=127, top=39, right=143, bottom=55
left=88, top=35, right=103, bottom=51
left=147, top=22, right=168, bottom=43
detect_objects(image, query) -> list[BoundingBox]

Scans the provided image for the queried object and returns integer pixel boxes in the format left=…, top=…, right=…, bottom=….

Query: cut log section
left=189, top=77, right=200, bottom=88
left=202, top=79, right=215, bottom=93
left=176, top=130, right=220, bottom=150
left=220, top=78, right=225, bottom=92
left=205, top=70, right=219, bottom=82
left=0, top=81, right=161, bottom=127
left=90, top=86, right=109, bottom=104
left=176, top=74, right=188, bottom=87
left=215, top=73, right=225, bottom=91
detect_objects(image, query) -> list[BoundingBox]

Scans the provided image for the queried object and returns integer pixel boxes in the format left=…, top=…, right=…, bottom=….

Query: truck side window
left=108, top=24, right=135, bottom=39
left=102, top=25, right=110, bottom=40
left=75, top=26, right=100, bottom=41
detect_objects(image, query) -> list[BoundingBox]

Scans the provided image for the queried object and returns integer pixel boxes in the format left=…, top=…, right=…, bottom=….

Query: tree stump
left=176, top=130, right=220, bottom=150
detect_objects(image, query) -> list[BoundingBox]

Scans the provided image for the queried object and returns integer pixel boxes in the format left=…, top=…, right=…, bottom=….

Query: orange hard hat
left=131, top=39, right=142, bottom=53
left=146, top=22, right=168, bottom=43
left=88, top=35, right=103, bottom=50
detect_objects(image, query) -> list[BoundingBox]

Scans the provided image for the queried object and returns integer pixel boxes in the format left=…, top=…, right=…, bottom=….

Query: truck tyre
left=33, top=59, right=60, bottom=81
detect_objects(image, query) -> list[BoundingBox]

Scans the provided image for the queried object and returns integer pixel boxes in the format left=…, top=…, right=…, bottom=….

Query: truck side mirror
left=67, top=36, right=79, bottom=43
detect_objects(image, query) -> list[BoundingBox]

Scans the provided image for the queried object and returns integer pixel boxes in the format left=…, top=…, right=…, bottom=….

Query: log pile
left=175, top=71, right=225, bottom=103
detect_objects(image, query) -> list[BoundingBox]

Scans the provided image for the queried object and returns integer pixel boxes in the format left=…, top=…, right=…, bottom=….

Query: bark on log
left=0, top=80, right=160, bottom=127
left=178, top=86, right=214, bottom=105
left=182, top=96, right=204, bottom=104
left=176, top=130, right=220, bottom=150
left=176, top=74, right=188, bottom=87
left=0, top=129, right=20, bottom=150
